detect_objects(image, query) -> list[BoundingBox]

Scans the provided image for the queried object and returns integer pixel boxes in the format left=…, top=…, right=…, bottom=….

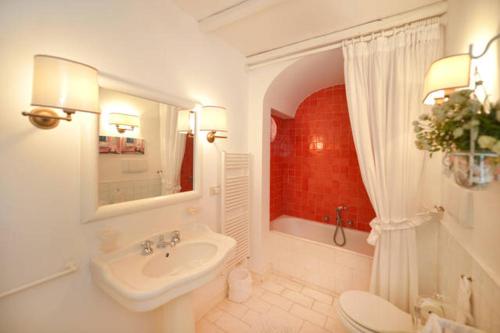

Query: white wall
left=418, top=0, right=500, bottom=329
left=247, top=59, right=295, bottom=273
left=421, top=0, right=500, bottom=280
left=0, top=0, right=247, bottom=332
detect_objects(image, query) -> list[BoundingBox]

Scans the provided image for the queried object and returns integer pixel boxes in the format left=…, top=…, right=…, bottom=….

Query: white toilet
left=335, top=290, right=414, bottom=333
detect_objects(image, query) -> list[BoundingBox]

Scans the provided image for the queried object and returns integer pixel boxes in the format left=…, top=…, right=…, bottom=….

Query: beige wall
left=446, top=0, right=499, bottom=100
left=0, top=0, right=247, bottom=332
left=420, top=0, right=500, bottom=331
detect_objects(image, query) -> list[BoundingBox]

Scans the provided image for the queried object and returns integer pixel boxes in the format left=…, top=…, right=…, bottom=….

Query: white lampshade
left=199, top=106, right=227, bottom=132
left=422, top=54, right=471, bottom=105
left=108, top=113, right=140, bottom=128
left=177, top=109, right=192, bottom=133
left=31, top=55, right=99, bottom=113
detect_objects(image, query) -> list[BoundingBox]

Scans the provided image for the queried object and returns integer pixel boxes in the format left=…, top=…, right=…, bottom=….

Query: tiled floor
left=196, top=273, right=348, bottom=333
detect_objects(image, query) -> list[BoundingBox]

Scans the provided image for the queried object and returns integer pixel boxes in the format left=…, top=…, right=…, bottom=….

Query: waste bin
left=228, top=267, right=252, bottom=303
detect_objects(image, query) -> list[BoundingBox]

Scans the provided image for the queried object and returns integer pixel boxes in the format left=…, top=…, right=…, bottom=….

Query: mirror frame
left=80, top=73, right=202, bottom=223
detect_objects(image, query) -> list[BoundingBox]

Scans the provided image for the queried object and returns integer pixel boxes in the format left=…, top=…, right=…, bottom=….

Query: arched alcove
left=263, top=48, right=344, bottom=118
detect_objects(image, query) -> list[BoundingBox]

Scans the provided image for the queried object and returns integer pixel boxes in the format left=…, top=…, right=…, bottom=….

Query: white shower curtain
left=159, top=104, right=187, bottom=195
left=342, top=19, right=442, bottom=311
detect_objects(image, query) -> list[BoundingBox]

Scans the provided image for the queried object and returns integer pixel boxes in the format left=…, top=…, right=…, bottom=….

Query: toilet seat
left=336, top=291, right=414, bottom=333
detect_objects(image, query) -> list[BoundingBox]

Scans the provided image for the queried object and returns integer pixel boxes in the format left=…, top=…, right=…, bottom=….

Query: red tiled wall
left=270, top=85, right=375, bottom=231
left=180, top=135, right=194, bottom=192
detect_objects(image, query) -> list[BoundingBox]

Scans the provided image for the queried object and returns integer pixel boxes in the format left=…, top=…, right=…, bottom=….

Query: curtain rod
left=247, top=2, right=447, bottom=69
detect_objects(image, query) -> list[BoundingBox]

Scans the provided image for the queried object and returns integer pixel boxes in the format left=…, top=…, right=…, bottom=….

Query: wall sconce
left=421, top=33, right=500, bottom=189
left=108, top=113, right=140, bottom=133
left=22, top=55, right=99, bottom=129
left=177, top=109, right=194, bottom=136
left=422, top=33, right=500, bottom=105
left=422, top=54, right=471, bottom=105
left=199, top=106, right=228, bottom=143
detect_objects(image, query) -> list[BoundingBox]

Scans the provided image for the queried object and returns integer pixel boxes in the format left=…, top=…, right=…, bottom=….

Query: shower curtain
left=342, top=19, right=442, bottom=311
left=159, top=104, right=187, bottom=195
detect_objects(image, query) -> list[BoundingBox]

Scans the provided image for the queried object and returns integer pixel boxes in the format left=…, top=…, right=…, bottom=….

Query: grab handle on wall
left=0, top=262, right=78, bottom=300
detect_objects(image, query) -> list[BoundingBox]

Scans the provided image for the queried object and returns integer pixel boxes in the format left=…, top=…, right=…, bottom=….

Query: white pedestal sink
left=91, top=224, right=236, bottom=333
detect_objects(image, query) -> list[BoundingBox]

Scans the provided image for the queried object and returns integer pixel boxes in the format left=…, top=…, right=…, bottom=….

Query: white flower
left=477, top=135, right=497, bottom=149
left=453, top=128, right=464, bottom=138
left=492, top=141, right=500, bottom=154
left=469, top=119, right=480, bottom=127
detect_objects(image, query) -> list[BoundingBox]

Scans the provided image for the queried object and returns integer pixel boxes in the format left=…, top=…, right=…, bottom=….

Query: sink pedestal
left=160, top=292, right=195, bottom=333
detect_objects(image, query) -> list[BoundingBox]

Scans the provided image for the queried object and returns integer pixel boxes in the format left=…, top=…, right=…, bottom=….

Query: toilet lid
left=339, top=291, right=414, bottom=333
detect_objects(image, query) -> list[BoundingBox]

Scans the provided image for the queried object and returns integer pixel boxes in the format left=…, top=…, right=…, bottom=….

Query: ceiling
left=173, top=0, right=443, bottom=57
left=173, top=0, right=249, bottom=20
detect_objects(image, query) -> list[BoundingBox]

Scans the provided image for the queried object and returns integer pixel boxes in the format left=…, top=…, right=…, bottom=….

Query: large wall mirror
left=81, top=75, right=201, bottom=223
left=98, top=88, right=194, bottom=205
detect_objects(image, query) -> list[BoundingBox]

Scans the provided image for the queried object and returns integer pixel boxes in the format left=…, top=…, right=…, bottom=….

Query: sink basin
left=142, top=242, right=217, bottom=278
left=90, top=224, right=236, bottom=312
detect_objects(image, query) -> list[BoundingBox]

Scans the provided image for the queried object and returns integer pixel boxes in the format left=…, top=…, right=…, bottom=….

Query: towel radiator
left=221, top=152, right=250, bottom=270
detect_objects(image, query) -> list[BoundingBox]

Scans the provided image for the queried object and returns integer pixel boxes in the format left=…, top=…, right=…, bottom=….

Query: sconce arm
left=21, top=110, right=73, bottom=122
left=469, top=33, right=500, bottom=59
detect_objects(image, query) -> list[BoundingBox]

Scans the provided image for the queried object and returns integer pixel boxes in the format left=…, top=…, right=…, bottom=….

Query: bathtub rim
left=268, top=226, right=374, bottom=259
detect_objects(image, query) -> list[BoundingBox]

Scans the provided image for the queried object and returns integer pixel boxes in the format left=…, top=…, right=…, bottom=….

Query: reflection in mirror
left=98, top=88, right=194, bottom=206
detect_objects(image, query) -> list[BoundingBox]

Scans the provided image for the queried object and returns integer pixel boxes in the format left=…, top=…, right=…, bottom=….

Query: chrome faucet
left=141, top=240, right=154, bottom=256
left=156, top=234, right=169, bottom=248
left=156, top=231, right=181, bottom=249
left=170, top=230, right=181, bottom=246
left=336, top=205, right=347, bottom=225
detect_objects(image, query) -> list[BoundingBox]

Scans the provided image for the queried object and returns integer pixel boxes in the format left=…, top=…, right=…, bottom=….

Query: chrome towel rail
left=0, top=262, right=78, bottom=300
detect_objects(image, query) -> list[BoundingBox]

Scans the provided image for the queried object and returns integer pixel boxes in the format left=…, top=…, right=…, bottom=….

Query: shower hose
left=333, top=206, right=347, bottom=246
left=333, top=220, right=346, bottom=246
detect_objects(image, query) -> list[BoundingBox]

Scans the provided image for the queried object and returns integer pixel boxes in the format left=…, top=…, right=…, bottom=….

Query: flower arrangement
left=413, top=90, right=500, bottom=155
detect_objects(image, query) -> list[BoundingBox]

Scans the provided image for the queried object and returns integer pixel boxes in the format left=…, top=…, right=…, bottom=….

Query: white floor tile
left=272, top=274, right=304, bottom=292
left=302, top=287, right=334, bottom=305
left=290, top=304, right=327, bottom=327
left=325, top=316, right=347, bottom=333
left=244, top=296, right=272, bottom=314
left=300, top=321, right=330, bottom=333
left=252, top=285, right=266, bottom=297
left=241, top=309, right=262, bottom=326
left=205, top=308, right=224, bottom=322
left=198, top=273, right=346, bottom=333
left=261, top=291, right=294, bottom=311
left=311, top=301, right=336, bottom=318
left=282, top=289, right=314, bottom=308
left=262, top=306, right=304, bottom=333
left=215, top=312, right=251, bottom=333
left=261, top=280, right=286, bottom=294
left=196, top=319, right=224, bottom=333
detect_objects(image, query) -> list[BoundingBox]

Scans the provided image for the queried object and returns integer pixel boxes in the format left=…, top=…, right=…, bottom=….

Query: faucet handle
left=336, top=205, right=347, bottom=212
left=170, top=230, right=181, bottom=244
left=141, top=239, right=154, bottom=255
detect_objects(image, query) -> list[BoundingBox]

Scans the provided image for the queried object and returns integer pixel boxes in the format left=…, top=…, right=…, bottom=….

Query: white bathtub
left=268, top=215, right=374, bottom=294
left=271, top=215, right=374, bottom=256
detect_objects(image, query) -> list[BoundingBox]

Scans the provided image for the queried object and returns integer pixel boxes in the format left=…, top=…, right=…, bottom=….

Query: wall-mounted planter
left=444, top=152, right=499, bottom=189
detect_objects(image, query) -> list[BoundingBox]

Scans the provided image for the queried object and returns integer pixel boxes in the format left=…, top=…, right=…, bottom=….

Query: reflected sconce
left=22, top=55, right=99, bottom=129
left=108, top=113, right=140, bottom=133
left=422, top=33, right=500, bottom=105
left=177, top=109, right=194, bottom=136
left=199, top=106, right=228, bottom=143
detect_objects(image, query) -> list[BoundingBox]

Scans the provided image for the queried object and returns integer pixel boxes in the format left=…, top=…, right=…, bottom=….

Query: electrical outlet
left=209, top=186, right=221, bottom=195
